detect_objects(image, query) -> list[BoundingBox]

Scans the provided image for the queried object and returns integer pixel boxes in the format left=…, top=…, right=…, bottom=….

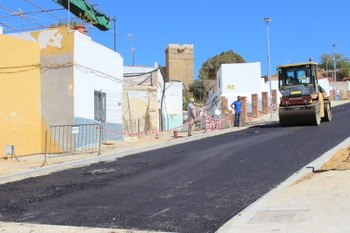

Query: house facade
left=0, top=35, right=42, bottom=156
left=1, top=26, right=123, bottom=157
left=123, top=65, right=183, bottom=133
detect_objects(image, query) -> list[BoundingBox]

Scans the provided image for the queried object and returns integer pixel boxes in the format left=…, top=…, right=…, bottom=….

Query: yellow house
left=0, top=35, right=42, bottom=156
left=1, top=26, right=123, bottom=157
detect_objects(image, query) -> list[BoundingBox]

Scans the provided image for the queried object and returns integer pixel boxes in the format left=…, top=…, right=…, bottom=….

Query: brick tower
left=164, top=44, right=194, bottom=89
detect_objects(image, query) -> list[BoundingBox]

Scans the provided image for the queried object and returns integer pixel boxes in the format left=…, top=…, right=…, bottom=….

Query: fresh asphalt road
left=1, top=103, right=350, bottom=233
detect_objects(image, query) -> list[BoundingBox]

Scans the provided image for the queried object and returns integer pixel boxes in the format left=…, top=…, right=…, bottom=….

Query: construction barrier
left=42, top=124, right=101, bottom=166
left=102, top=110, right=231, bottom=136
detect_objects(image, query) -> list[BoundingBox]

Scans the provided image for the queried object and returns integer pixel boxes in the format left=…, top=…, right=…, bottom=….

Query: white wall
left=218, top=62, right=262, bottom=105
left=74, top=32, right=123, bottom=124
left=157, top=68, right=165, bottom=109
left=163, top=81, right=183, bottom=129
left=164, top=82, right=183, bottom=115
left=261, top=79, right=279, bottom=93
left=318, top=79, right=330, bottom=96
left=261, top=79, right=281, bottom=103
left=124, top=66, right=156, bottom=74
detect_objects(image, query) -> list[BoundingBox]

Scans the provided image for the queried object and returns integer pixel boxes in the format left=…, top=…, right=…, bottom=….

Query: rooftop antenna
left=18, top=8, right=25, bottom=28
left=122, top=33, right=135, bottom=66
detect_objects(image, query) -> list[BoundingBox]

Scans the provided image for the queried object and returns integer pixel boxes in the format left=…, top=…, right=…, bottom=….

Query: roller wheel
left=314, top=106, right=321, bottom=126
left=322, top=102, right=332, bottom=122
left=279, top=102, right=321, bottom=127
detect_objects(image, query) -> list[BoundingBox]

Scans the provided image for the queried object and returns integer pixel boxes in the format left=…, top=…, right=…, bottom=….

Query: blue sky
left=1, top=0, right=349, bottom=78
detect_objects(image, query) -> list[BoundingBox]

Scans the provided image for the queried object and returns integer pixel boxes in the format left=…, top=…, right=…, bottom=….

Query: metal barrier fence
left=42, top=124, right=101, bottom=166
left=258, top=98, right=265, bottom=112
left=247, top=101, right=254, bottom=115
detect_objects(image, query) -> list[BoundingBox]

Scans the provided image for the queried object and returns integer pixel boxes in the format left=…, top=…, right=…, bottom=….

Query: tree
left=198, top=50, right=246, bottom=80
left=319, top=53, right=350, bottom=80
left=188, top=80, right=205, bottom=102
left=338, top=65, right=350, bottom=80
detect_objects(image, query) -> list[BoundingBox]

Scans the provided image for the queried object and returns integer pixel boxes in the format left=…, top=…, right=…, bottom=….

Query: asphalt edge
left=216, top=136, right=350, bottom=233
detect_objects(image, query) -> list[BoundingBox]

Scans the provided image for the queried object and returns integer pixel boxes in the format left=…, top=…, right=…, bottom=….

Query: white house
left=9, top=27, right=124, bottom=142
left=217, top=62, right=262, bottom=105
left=206, top=62, right=281, bottom=117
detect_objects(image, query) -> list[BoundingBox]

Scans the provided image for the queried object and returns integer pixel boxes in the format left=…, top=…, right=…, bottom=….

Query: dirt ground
left=316, top=144, right=350, bottom=171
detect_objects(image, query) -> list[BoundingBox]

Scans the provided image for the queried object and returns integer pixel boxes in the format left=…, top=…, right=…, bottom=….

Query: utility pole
left=112, top=17, right=117, bottom=52
left=264, top=17, right=273, bottom=118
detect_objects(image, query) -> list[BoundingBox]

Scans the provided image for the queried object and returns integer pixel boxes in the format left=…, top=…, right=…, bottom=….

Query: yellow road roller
left=278, top=61, right=332, bottom=126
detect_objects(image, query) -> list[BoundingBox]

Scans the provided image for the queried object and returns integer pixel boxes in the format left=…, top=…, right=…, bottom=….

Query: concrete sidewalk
left=1, top=100, right=350, bottom=233
left=217, top=137, right=350, bottom=233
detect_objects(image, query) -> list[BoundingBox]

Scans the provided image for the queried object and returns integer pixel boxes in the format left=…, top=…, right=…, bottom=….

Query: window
left=279, top=66, right=312, bottom=87
left=94, top=90, right=106, bottom=121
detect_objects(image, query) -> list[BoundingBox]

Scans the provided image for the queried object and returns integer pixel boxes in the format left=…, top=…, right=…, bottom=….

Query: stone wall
left=165, top=44, right=194, bottom=89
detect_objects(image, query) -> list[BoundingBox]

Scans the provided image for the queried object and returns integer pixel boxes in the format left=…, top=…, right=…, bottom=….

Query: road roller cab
left=277, top=61, right=332, bottom=126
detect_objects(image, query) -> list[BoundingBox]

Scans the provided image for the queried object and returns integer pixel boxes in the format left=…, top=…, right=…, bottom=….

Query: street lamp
left=264, top=17, right=273, bottom=118
left=332, top=44, right=337, bottom=100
